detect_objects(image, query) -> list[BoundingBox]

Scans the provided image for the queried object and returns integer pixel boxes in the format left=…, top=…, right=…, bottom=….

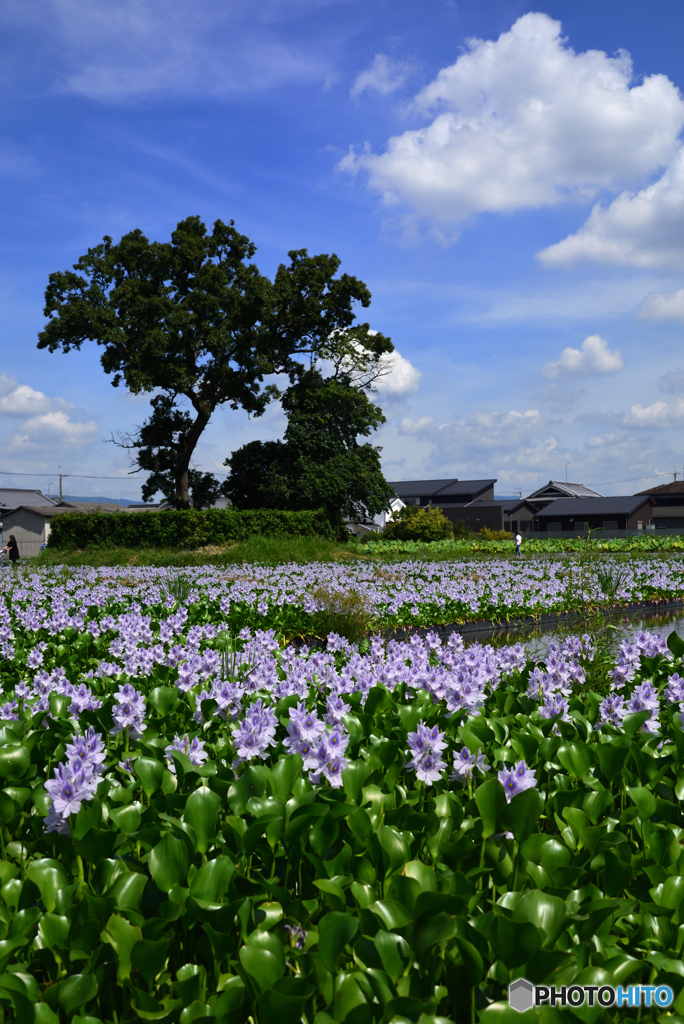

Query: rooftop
left=527, top=480, right=604, bottom=500
left=537, top=495, right=652, bottom=516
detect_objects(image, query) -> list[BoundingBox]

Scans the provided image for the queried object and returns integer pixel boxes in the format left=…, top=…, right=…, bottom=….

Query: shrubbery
left=382, top=505, right=454, bottom=542
left=48, top=508, right=333, bottom=550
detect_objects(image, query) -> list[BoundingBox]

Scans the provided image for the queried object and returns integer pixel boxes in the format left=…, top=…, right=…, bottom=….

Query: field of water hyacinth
left=2, top=564, right=684, bottom=1022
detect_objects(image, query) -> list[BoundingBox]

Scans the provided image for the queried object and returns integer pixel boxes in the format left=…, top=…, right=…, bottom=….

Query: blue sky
left=1, top=0, right=684, bottom=500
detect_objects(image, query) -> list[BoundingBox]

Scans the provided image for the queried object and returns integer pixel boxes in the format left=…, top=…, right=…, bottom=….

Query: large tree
left=39, top=217, right=391, bottom=507
left=224, top=368, right=395, bottom=530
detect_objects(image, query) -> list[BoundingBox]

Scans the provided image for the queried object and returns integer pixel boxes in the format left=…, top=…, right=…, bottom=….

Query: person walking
left=515, top=532, right=522, bottom=557
left=2, top=535, right=19, bottom=566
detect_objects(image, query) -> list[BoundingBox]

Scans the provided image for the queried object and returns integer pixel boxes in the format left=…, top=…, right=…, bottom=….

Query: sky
left=1, top=0, right=684, bottom=500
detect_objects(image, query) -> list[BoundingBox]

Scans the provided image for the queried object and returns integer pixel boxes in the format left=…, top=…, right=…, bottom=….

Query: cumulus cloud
left=434, top=408, right=544, bottom=464
left=15, top=411, right=97, bottom=445
left=375, top=350, right=422, bottom=396
left=350, top=54, right=416, bottom=98
left=399, top=415, right=435, bottom=434
left=638, top=287, right=684, bottom=322
left=625, top=398, right=684, bottom=427
left=541, top=335, right=624, bottom=378
left=0, top=374, right=75, bottom=416
left=342, top=13, right=684, bottom=228
left=539, top=148, right=684, bottom=269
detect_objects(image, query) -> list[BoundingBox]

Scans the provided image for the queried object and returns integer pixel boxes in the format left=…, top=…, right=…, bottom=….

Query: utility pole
left=564, top=462, right=569, bottom=483
left=58, top=467, right=69, bottom=501
left=674, top=468, right=679, bottom=483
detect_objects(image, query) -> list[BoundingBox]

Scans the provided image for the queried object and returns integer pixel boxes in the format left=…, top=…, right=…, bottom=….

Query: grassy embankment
left=31, top=531, right=684, bottom=566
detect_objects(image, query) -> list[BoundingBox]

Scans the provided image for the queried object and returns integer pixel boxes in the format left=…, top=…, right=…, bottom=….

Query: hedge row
left=47, top=508, right=333, bottom=549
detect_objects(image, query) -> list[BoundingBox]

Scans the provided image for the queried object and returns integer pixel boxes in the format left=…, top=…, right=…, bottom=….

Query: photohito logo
left=508, top=979, right=674, bottom=1012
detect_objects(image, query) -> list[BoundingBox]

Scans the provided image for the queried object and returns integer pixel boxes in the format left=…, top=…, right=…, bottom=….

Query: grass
left=31, top=531, right=684, bottom=567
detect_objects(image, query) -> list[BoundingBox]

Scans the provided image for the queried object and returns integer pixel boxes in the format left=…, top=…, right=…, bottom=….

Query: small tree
left=224, top=369, right=394, bottom=531
left=384, top=506, right=454, bottom=542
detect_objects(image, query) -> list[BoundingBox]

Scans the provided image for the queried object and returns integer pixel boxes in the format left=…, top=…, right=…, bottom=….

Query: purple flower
left=0, top=701, right=19, bottom=721
left=164, top=733, right=208, bottom=772
left=284, top=923, right=307, bottom=949
left=451, top=746, right=490, bottom=782
left=111, top=685, right=146, bottom=738
left=498, top=761, right=538, bottom=804
left=598, top=693, right=626, bottom=727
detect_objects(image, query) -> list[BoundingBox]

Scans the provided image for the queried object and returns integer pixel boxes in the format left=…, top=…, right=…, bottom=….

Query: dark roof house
left=526, top=480, right=603, bottom=511
left=0, top=488, right=60, bottom=514
left=536, top=496, right=653, bottom=532
left=442, top=498, right=537, bottom=533
left=388, top=478, right=496, bottom=506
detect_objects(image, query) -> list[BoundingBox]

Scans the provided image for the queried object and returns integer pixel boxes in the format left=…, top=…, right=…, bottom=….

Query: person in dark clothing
left=2, top=535, right=19, bottom=565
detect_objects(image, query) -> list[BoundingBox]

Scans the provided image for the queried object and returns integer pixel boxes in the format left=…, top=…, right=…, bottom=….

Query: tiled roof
left=537, top=496, right=652, bottom=516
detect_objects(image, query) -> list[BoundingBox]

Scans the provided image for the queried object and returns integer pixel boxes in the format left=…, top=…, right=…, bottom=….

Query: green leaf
left=271, top=754, right=302, bottom=803
left=595, top=742, right=628, bottom=780
left=259, top=990, right=308, bottom=1024
left=239, top=946, right=284, bottom=993
left=131, top=939, right=170, bottom=987
left=365, top=686, right=391, bottom=716
left=26, top=860, right=67, bottom=913
left=317, top=912, right=359, bottom=972
left=342, top=761, right=372, bottom=804
left=500, top=787, right=542, bottom=843
left=413, top=912, right=457, bottom=955
left=627, top=786, right=657, bottom=820
left=134, top=757, right=163, bottom=799
left=0, top=746, right=31, bottom=782
left=370, top=900, right=413, bottom=930
left=148, top=686, right=179, bottom=716
left=189, top=857, right=234, bottom=905
left=38, top=914, right=70, bottom=951
left=58, top=975, right=98, bottom=1016
left=104, top=914, right=143, bottom=982
left=183, top=786, right=220, bottom=856
left=107, top=871, right=148, bottom=911
left=489, top=916, right=542, bottom=969
left=108, top=802, right=142, bottom=835
left=557, top=740, right=594, bottom=777
left=377, top=825, right=410, bottom=875
left=455, top=937, right=485, bottom=983
left=512, top=890, right=566, bottom=945
left=149, top=832, right=191, bottom=892
left=475, top=779, right=506, bottom=838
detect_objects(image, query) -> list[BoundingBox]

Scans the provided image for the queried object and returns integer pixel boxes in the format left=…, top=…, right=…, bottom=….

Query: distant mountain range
left=60, top=495, right=142, bottom=506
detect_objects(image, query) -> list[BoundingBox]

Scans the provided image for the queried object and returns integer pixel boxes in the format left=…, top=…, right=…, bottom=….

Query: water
left=461, top=607, right=684, bottom=654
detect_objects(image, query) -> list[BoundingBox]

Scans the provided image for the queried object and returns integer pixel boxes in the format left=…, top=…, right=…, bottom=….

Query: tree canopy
left=39, top=216, right=392, bottom=507
left=224, top=368, right=395, bottom=531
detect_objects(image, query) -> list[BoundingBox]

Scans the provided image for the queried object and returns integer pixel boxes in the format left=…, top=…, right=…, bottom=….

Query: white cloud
left=18, top=411, right=97, bottom=445
left=350, top=54, right=415, bottom=98
left=625, top=398, right=684, bottom=427
left=0, top=375, right=75, bottom=416
left=638, top=287, right=684, bottom=322
left=399, top=415, right=435, bottom=434
left=539, top=148, right=684, bottom=269
left=375, top=350, right=422, bottom=396
left=342, top=13, right=684, bottom=227
left=541, top=335, right=624, bottom=379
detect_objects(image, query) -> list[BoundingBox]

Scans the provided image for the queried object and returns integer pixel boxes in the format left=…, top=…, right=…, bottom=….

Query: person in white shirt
left=515, top=532, right=522, bottom=556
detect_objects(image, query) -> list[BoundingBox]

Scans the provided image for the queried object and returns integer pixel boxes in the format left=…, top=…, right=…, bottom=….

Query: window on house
left=547, top=522, right=561, bottom=531
left=603, top=521, right=618, bottom=530
left=574, top=521, right=587, bottom=531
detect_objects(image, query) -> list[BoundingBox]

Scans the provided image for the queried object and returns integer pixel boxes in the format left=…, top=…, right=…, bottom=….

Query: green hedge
left=47, top=507, right=333, bottom=549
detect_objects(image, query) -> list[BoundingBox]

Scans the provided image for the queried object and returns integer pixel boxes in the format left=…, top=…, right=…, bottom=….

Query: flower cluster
left=44, top=727, right=105, bottom=835
left=406, top=721, right=447, bottom=785
left=164, top=733, right=208, bottom=772
left=111, top=682, right=147, bottom=738
left=284, top=703, right=350, bottom=787
left=497, top=761, right=538, bottom=804
left=232, top=699, right=278, bottom=766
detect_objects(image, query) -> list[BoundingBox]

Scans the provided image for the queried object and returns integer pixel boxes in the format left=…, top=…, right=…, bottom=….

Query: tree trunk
left=174, top=401, right=212, bottom=507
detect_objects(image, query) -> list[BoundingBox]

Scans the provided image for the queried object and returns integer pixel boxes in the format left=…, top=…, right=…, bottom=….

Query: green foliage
left=384, top=505, right=455, bottom=542
left=4, top=615, right=684, bottom=1020
left=39, top=218, right=390, bottom=507
left=47, top=508, right=333, bottom=550
left=224, top=369, right=395, bottom=530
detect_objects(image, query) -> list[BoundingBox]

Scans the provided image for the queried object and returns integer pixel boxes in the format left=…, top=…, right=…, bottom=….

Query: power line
left=0, top=468, right=230, bottom=479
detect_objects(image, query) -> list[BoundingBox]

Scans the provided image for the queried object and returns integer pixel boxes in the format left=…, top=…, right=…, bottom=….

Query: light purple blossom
left=451, top=746, right=490, bottom=782
left=498, top=761, right=538, bottom=804
left=164, top=733, right=208, bottom=772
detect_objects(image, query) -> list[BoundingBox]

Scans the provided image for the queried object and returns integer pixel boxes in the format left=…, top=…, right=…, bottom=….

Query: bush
left=48, top=507, right=334, bottom=550
left=383, top=505, right=454, bottom=542
left=478, top=526, right=513, bottom=541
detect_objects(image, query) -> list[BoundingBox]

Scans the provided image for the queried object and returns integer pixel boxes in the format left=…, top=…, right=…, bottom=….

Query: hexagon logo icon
left=509, top=978, right=535, bottom=1012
